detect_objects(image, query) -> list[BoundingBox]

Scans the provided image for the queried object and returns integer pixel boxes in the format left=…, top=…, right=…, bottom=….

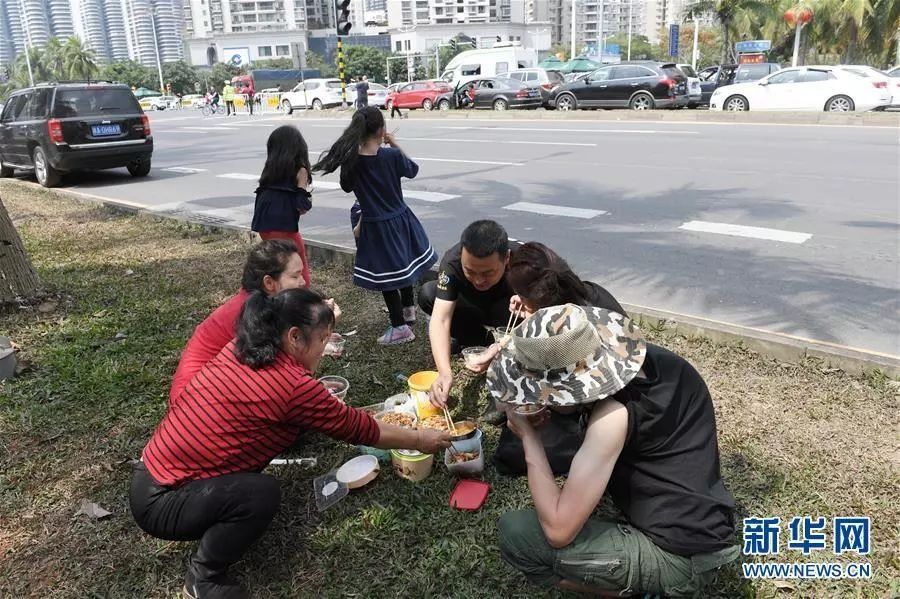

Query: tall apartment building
left=185, top=0, right=309, bottom=36
left=0, top=0, right=183, bottom=68
left=387, top=0, right=517, bottom=28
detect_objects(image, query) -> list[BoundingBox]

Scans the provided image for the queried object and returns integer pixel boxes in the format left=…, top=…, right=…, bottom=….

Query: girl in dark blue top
left=252, top=125, right=313, bottom=286
left=314, top=106, right=436, bottom=346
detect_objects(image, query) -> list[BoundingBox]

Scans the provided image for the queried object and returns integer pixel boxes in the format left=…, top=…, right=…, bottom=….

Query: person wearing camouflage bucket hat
left=494, top=305, right=739, bottom=597
left=486, top=304, right=646, bottom=407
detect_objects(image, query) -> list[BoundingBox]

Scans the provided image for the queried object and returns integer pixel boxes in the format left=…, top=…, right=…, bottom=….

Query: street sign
left=735, top=40, right=772, bottom=54
left=194, top=82, right=201, bottom=92
left=669, top=24, right=680, bottom=57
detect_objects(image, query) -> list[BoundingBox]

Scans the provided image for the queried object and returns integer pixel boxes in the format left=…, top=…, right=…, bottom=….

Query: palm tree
left=62, top=37, right=98, bottom=81
left=11, top=47, right=51, bottom=87
left=691, top=0, right=773, bottom=63
left=43, top=37, right=66, bottom=80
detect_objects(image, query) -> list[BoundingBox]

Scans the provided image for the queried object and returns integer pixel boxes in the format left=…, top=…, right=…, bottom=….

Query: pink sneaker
left=377, top=325, right=415, bottom=346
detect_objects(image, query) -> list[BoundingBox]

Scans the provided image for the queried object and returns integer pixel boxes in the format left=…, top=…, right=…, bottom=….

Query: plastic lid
left=392, top=449, right=431, bottom=461
left=313, top=472, right=348, bottom=511
left=449, top=479, right=490, bottom=511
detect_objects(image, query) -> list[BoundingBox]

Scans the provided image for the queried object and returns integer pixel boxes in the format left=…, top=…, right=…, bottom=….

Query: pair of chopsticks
left=503, top=307, right=524, bottom=339
left=442, top=405, right=458, bottom=435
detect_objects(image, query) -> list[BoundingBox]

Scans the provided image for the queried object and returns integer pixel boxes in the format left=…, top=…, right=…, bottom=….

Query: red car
left=387, top=80, right=452, bottom=111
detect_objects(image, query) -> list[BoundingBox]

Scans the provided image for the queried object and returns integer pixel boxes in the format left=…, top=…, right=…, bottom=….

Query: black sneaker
left=183, top=564, right=248, bottom=599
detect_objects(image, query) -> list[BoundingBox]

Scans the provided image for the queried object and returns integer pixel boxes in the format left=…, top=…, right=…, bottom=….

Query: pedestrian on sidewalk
left=222, top=80, right=236, bottom=116
left=245, top=81, right=256, bottom=116
left=251, top=125, right=314, bottom=286
left=314, top=106, right=436, bottom=345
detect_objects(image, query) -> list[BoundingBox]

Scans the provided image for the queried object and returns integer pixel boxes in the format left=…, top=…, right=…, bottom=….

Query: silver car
left=677, top=64, right=703, bottom=108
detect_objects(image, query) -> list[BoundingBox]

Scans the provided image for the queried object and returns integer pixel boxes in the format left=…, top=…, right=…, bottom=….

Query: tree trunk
left=844, top=20, right=858, bottom=63
left=722, top=22, right=730, bottom=64
left=0, top=194, right=40, bottom=303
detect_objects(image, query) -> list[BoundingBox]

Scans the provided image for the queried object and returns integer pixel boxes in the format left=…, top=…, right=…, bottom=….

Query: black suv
left=0, top=82, right=152, bottom=187
left=549, top=62, right=689, bottom=111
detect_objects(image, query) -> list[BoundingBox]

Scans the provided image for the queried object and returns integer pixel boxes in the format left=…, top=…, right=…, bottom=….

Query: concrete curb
left=303, top=232, right=898, bottom=378
left=290, top=107, right=900, bottom=127
left=15, top=182, right=899, bottom=379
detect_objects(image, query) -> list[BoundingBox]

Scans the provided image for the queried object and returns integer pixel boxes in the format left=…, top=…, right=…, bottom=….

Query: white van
left=440, top=43, right=539, bottom=85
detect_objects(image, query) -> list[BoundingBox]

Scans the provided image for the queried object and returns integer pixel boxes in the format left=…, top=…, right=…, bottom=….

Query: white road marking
left=217, top=173, right=259, bottom=180
left=163, top=166, right=208, bottom=174
left=678, top=220, right=812, bottom=244
left=503, top=202, right=607, bottom=219
left=414, top=157, right=523, bottom=166
left=436, top=126, right=698, bottom=135
left=399, top=136, right=596, bottom=147
left=311, top=180, right=458, bottom=203
left=181, top=126, right=240, bottom=131
left=404, top=190, right=458, bottom=203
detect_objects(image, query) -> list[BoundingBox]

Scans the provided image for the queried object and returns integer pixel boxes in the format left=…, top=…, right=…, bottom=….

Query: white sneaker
left=377, top=325, right=415, bottom=346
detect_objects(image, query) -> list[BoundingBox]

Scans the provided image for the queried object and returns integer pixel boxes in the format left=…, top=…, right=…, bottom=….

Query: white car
left=710, top=65, right=892, bottom=112
left=366, top=82, right=389, bottom=108
left=837, top=65, right=898, bottom=108
left=280, top=78, right=345, bottom=113
left=677, top=64, right=703, bottom=108
left=147, top=95, right=177, bottom=110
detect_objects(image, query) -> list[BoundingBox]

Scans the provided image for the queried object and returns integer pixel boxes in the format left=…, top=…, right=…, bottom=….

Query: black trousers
left=247, top=97, right=254, bottom=114
left=383, top=286, right=415, bottom=327
left=391, top=104, right=403, bottom=118
left=418, top=280, right=511, bottom=347
left=129, top=463, right=280, bottom=573
left=226, top=100, right=235, bottom=115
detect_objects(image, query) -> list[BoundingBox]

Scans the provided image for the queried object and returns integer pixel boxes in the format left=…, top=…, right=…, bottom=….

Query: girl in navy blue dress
left=314, top=106, right=436, bottom=345
left=252, top=125, right=313, bottom=286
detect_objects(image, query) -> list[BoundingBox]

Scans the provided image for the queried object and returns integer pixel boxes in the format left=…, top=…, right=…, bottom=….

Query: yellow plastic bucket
left=408, top=371, right=440, bottom=419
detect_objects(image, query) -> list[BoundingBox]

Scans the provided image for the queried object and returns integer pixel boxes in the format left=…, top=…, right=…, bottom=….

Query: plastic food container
left=514, top=404, right=548, bottom=422
left=324, top=333, right=345, bottom=358
left=336, top=454, right=380, bottom=489
left=319, top=375, right=349, bottom=402
left=461, top=346, right=488, bottom=369
left=391, top=449, right=434, bottom=482
left=445, top=429, right=484, bottom=477
left=407, top=371, right=441, bottom=419
left=449, top=419, right=478, bottom=441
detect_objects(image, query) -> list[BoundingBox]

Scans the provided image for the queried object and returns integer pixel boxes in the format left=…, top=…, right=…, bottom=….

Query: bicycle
left=201, top=104, right=225, bottom=117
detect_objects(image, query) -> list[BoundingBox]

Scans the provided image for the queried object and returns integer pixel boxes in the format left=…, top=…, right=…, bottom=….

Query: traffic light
left=336, top=0, right=351, bottom=36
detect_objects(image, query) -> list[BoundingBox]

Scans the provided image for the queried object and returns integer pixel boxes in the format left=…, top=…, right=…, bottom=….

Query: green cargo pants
left=499, top=510, right=739, bottom=598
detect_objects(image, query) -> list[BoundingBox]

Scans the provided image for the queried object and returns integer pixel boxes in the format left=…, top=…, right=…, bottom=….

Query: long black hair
left=259, top=125, right=311, bottom=188
left=313, top=106, right=384, bottom=189
left=507, top=242, right=591, bottom=309
left=240, top=239, right=300, bottom=292
left=235, top=288, right=335, bottom=369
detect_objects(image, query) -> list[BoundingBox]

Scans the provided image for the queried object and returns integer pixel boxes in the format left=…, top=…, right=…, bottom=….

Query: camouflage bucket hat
left=486, top=304, right=646, bottom=406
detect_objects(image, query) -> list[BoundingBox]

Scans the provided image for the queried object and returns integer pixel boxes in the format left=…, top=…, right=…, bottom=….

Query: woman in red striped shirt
left=130, top=288, right=450, bottom=599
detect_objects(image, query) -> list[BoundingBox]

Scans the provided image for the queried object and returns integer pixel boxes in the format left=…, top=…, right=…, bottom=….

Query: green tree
left=342, top=45, right=388, bottom=83
left=11, top=47, right=51, bottom=87
left=100, top=59, right=156, bottom=89
left=161, top=60, right=199, bottom=95
left=605, top=33, right=660, bottom=60
left=207, top=62, right=241, bottom=91
left=252, top=57, right=294, bottom=69
left=62, top=36, right=98, bottom=80
left=43, top=38, right=66, bottom=80
left=305, top=51, right=336, bottom=77
left=657, top=24, right=724, bottom=67
left=549, top=43, right=569, bottom=61
left=691, top=0, right=772, bottom=63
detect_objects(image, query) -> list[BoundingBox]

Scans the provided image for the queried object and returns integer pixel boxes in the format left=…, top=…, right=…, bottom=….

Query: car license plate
left=91, top=124, right=121, bottom=137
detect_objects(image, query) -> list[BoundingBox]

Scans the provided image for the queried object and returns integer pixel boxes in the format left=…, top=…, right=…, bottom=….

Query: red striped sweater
left=144, top=342, right=379, bottom=486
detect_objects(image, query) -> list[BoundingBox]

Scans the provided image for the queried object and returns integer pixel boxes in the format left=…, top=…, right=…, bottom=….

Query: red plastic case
left=449, top=479, right=490, bottom=510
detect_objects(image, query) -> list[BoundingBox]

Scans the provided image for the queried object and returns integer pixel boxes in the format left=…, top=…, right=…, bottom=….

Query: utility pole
left=148, top=12, right=165, bottom=94
left=335, top=0, right=352, bottom=108
left=570, top=0, right=576, bottom=59
left=627, top=0, right=633, bottom=61
left=598, top=0, right=604, bottom=60
left=692, top=12, right=700, bottom=69
left=17, top=0, right=34, bottom=86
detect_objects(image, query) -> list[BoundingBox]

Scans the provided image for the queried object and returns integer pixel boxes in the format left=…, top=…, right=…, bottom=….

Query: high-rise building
left=552, top=0, right=648, bottom=54
left=387, top=0, right=519, bottom=29
left=185, top=0, right=307, bottom=36
left=0, top=0, right=183, bottom=69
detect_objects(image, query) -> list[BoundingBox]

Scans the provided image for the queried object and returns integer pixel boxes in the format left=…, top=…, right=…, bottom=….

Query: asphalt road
left=43, top=109, right=900, bottom=357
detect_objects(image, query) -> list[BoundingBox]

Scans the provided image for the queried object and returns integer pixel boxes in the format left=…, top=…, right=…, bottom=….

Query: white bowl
left=335, top=454, right=380, bottom=489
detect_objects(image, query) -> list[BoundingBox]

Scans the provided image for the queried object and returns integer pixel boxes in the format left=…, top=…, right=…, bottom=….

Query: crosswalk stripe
left=678, top=221, right=812, bottom=244
left=503, top=202, right=607, bottom=219
left=163, top=166, right=208, bottom=174
left=217, top=173, right=258, bottom=180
